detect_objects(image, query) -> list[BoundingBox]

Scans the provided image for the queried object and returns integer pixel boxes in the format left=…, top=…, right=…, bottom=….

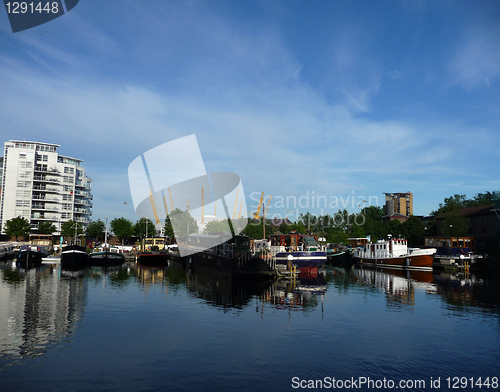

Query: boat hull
left=274, top=251, right=327, bottom=271
left=186, top=251, right=274, bottom=277
left=61, top=245, right=88, bottom=271
left=354, top=254, right=434, bottom=270
left=138, top=253, right=168, bottom=267
left=89, top=251, right=125, bottom=267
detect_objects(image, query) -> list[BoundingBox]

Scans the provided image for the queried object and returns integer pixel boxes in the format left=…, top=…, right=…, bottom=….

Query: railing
left=34, top=166, right=60, bottom=173
left=74, top=199, right=92, bottom=206
left=33, top=185, right=59, bottom=192
left=32, top=205, right=59, bottom=211
left=237, top=249, right=251, bottom=270
left=74, top=208, right=89, bottom=214
left=32, top=195, right=60, bottom=201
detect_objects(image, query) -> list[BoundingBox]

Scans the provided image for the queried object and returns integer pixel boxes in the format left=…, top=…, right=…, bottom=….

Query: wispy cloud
left=448, top=28, right=500, bottom=89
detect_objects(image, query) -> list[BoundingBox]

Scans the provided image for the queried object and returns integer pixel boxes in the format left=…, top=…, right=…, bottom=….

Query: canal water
left=0, top=260, right=499, bottom=392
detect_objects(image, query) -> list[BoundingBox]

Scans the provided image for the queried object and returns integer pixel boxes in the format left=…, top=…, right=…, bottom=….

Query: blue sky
left=1, top=0, right=499, bottom=223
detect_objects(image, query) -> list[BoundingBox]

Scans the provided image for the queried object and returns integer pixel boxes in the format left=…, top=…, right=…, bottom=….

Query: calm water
left=0, top=259, right=499, bottom=392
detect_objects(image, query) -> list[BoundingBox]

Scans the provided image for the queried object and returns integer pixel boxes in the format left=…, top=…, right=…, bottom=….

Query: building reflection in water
left=353, top=267, right=435, bottom=307
left=177, top=260, right=329, bottom=316
left=133, top=264, right=169, bottom=294
left=0, top=261, right=87, bottom=361
left=260, top=273, right=327, bottom=313
left=184, top=265, right=274, bottom=311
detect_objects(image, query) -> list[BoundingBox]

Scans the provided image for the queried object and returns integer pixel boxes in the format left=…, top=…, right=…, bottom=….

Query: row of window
left=18, top=161, right=33, bottom=168
left=36, top=144, right=56, bottom=152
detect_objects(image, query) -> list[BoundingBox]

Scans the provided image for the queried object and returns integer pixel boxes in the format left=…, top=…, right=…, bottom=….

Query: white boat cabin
left=355, top=236, right=409, bottom=259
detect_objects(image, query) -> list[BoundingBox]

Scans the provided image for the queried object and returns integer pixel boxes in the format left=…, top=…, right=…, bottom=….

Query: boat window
left=303, top=236, right=319, bottom=246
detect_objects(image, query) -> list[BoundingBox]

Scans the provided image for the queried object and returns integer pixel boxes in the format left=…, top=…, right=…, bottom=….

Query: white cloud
left=448, top=29, right=500, bottom=89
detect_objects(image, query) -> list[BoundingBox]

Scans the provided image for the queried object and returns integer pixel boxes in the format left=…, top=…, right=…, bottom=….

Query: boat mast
left=105, top=216, right=108, bottom=246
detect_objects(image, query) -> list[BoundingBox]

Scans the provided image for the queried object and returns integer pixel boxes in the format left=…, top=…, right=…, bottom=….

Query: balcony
left=75, top=181, right=91, bottom=189
left=74, top=217, right=89, bottom=223
left=74, top=207, right=90, bottom=214
left=33, top=175, right=60, bottom=182
left=74, top=199, right=92, bottom=207
left=32, top=204, right=60, bottom=212
left=31, top=213, right=60, bottom=220
left=32, top=185, right=60, bottom=193
left=34, top=166, right=61, bottom=174
left=32, top=195, right=60, bottom=202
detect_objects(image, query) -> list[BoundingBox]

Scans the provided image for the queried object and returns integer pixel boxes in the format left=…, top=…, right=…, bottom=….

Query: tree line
left=3, top=191, right=496, bottom=245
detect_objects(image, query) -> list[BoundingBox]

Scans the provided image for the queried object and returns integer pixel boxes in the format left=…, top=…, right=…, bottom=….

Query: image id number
left=5, top=2, right=59, bottom=14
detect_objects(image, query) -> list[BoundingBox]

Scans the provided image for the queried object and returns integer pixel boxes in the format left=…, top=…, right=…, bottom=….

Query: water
left=0, top=260, right=499, bottom=392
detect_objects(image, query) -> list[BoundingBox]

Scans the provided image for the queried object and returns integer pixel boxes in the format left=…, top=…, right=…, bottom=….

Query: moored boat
left=269, top=233, right=327, bottom=273
left=61, top=244, right=88, bottom=271
left=183, top=234, right=275, bottom=276
left=138, top=246, right=169, bottom=267
left=0, top=242, right=15, bottom=259
left=353, top=235, right=436, bottom=271
left=89, top=245, right=125, bottom=267
left=17, top=234, right=53, bottom=264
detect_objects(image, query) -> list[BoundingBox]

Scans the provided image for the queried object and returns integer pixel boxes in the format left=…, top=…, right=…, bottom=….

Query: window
left=63, top=194, right=72, bottom=201
left=63, top=176, right=74, bottom=183
left=64, top=167, right=75, bottom=174
left=16, top=190, right=31, bottom=197
left=63, top=203, right=72, bottom=210
left=16, top=200, right=30, bottom=207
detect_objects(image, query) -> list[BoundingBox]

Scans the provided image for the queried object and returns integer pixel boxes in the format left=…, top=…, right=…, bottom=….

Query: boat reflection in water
left=171, top=258, right=328, bottom=314
left=134, top=263, right=169, bottom=293
left=184, top=262, right=274, bottom=310
left=0, top=261, right=87, bottom=362
left=261, top=273, right=328, bottom=312
left=353, top=267, right=435, bottom=307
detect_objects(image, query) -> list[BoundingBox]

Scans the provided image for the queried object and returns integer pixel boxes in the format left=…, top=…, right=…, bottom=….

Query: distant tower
left=383, top=192, right=413, bottom=222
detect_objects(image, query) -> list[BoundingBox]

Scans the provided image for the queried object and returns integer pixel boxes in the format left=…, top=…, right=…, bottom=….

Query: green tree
left=164, top=210, right=198, bottom=241
left=431, top=194, right=468, bottom=216
left=163, top=215, right=175, bottom=238
left=401, top=216, right=425, bottom=246
left=110, top=217, right=134, bottom=245
left=4, top=216, right=31, bottom=240
left=242, top=218, right=274, bottom=239
left=441, top=211, right=469, bottom=237
left=37, top=221, right=56, bottom=235
left=134, top=217, right=157, bottom=239
left=360, top=206, right=385, bottom=239
left=384, top=219, right=402, bottom=238
left=86, top=220, right=106, bottom=242
left=61, top=220, right=84, bottom=239
left=203, top=219, right=232, bottom=234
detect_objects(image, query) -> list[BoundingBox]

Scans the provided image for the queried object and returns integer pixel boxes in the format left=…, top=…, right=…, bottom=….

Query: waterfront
left=0, top=260, right=499, bottom=392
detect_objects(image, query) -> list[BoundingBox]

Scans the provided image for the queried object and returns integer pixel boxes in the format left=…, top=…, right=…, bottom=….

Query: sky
left=1, top=0, right=500, bottom=225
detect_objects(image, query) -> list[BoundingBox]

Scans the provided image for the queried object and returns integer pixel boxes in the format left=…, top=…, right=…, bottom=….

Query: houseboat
left=89, top=245, right=125, bottom=267
left=353, top=235, right=436, bottom=270
left=138, top=246, right=169, bottom=267
left=61, top=244, right=88, bottom=271
left=269, top=233, right=327, bottom=273
left=18, top=234, right=53, bottom=263
left=424, top=236, right=482, bottom=269
left=184, top=234, right=275, bottom=276
left=0, top=243, right=15, bottom=259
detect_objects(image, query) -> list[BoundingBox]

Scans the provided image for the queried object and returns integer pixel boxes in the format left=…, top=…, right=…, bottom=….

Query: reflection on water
left=1, top=258, right=499, bottom=390
left=0, top=260, right=86, bottom=363
left=353, top=267, right=435, bottom=307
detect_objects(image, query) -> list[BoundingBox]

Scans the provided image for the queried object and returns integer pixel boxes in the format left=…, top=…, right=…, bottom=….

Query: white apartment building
left=0, top=140, right=92, bottom=235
